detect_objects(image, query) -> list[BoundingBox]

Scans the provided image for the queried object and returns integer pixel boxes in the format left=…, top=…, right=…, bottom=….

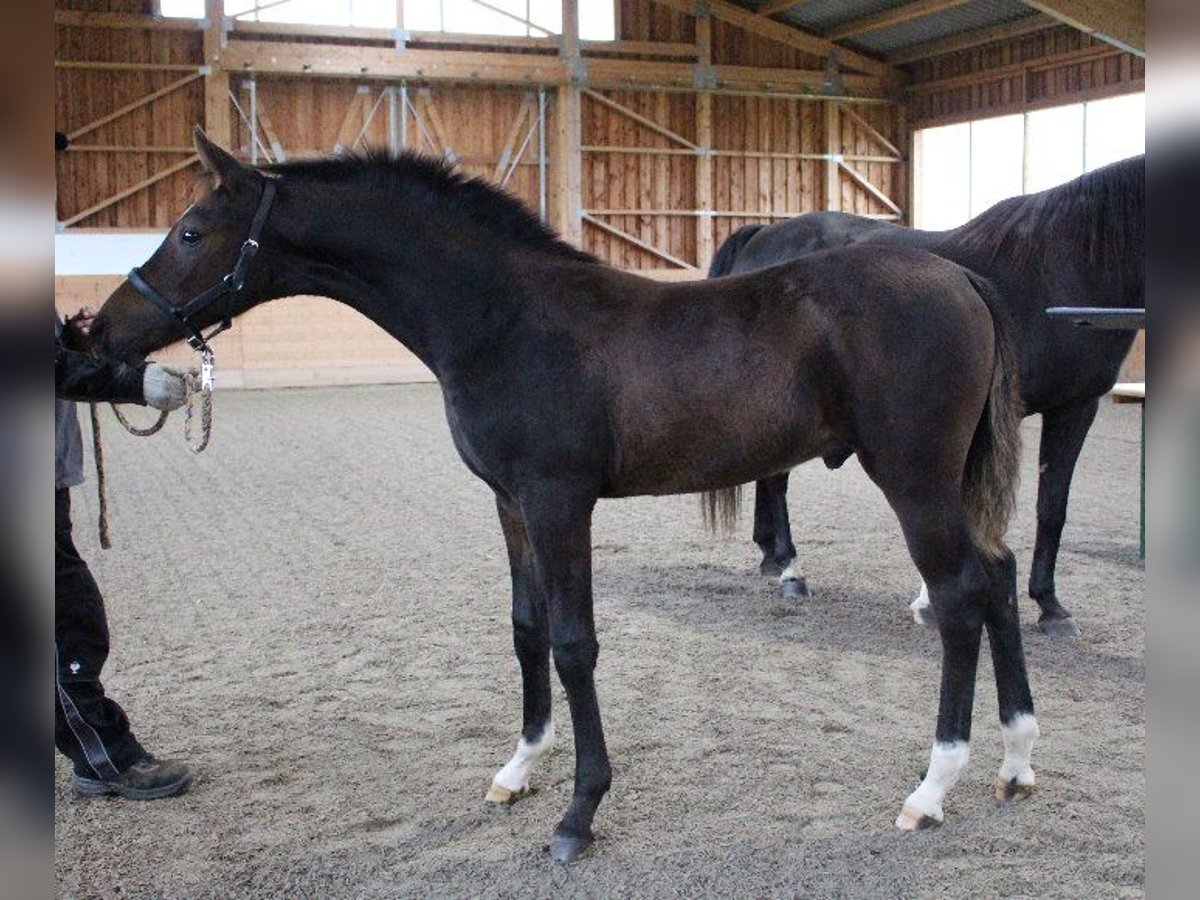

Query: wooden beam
left=1017, top=0, right=1144, bottom=54
left=220, top=40, right=888, bottom=96
left=553, top=0, right=582, bottom=246
left=887, top=13, right=1055, bottom=64
left=61, top=155, right=201, bottom=227
left=826, top=0, right=972, bottom=42
left=67, top=72, right=204, bottom=142
left=824, top=101, right=839, bottom=211
left=581, top=214, right=695, bottom=269
left=582, top=89, right=697, bottom=150
left=64, top=145, right=198, bottom=154
left=55, top=61, right=202, bottom=72
left=204, top=0, right=232, bottom=150
left=223, top=41, right=568, bottom=85
left=838, top=104, right=901, bottom=159
left=580, top=40, right=699, bottom=58
left=838, top=161, right=902, bottom=214
left=757, top=1, right=813, bottom=18
left=649, top=0, right=893, bottom=79
left=695, top=12, right=714, bottom=272
left=55, top=10, right=205, bottom=31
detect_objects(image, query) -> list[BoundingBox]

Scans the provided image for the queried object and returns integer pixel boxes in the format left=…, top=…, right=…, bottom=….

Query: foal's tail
left=707, top=224, right=766, bottom=277
left=961, top=271, right=1023, bottom=561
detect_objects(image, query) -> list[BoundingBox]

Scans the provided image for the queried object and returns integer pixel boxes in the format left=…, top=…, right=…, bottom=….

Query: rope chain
left=93, top=360, right=213, bottom=547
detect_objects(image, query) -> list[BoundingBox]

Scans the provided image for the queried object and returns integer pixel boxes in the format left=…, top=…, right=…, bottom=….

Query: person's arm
left=55, top=312, right=189, bottom=410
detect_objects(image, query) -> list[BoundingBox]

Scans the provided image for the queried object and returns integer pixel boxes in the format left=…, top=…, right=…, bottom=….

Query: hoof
left=760, top=558, right=783, bottom=578
left=548, top=830, right=594, bottom=863
left=1036, top=615, right=1081, bottom=638
left=484, top=782, right=534, bottom=805
left=780, top=577, right=808, bottom=599
left=895, top=804, right=942, bottom=832
left=995, top=778, right=1036, bottom=802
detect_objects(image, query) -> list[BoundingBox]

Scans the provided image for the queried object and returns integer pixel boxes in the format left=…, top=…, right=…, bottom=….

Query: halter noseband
left=127, top=177, right=277, bottom=353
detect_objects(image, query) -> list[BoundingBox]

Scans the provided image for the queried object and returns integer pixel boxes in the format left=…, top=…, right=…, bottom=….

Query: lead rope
left=91, top=352, right=214, bottom=547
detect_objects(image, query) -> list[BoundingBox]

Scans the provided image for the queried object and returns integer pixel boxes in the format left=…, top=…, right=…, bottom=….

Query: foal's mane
left=951, top=154, right=1144, bottom=271
left=265, top=150, right=597, bottom=264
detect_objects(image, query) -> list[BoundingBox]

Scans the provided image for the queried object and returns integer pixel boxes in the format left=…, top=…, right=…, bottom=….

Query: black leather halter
left=127, top=177, right=277, bottom=353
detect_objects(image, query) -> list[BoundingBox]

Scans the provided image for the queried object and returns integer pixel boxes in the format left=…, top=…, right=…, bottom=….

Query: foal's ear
left=193, top=125, right=255, bottom=193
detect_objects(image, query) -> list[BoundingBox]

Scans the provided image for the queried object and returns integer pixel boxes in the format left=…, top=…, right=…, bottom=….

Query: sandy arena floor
left=54, top=383, right=1144, bottom=898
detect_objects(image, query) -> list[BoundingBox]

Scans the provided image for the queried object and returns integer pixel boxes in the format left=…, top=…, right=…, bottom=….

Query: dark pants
left=55, top=487, right=144, bottom=778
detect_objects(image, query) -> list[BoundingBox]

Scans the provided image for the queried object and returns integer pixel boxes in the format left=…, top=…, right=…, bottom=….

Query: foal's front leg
left=522, top=488, right=611, bottom=862
left=486, top=496, right=555, bottom=805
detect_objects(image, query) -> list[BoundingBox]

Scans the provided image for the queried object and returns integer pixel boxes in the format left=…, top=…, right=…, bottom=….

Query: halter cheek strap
left=127, top=176, right=277, bottom=353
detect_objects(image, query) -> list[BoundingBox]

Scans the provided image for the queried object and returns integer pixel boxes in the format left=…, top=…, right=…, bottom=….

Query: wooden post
left=553, top=0, right=583, bottom=245
left=203, top=0, right=231, bottom=149
left=695, top=12, right=714, bottom=270
left=824, top=100, right=840, bottom=211
left=895, top=102, right=909, bottom=225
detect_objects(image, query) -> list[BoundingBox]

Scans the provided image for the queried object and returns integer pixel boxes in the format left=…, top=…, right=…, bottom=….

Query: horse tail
left=961, top=270, right=1023, bottom=561
left=707, top=224, right=765, bottom=278
left=700, top=485, right=743, bottom=535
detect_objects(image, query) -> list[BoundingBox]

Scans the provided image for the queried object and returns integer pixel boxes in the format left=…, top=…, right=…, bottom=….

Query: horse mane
left=264, top=149, right=598, bottom=264
left=950, top=155, right=1144, bottom=272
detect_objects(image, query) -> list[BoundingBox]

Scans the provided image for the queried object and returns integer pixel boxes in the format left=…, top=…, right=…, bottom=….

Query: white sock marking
left=899, top=741, right=969, bottom=825
left=997, top=713, right=1039, bottom=787
left=493, top=720, right=555, bottom=793
left=780, top=561, right=798, bottom=583
left=909, top=580, right=931, bottom=623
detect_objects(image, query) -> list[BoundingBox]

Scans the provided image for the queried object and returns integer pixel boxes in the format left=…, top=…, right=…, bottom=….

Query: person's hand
left=142, top=363, right=189, bottom=411
left=62, top=307, right=97, bottom=351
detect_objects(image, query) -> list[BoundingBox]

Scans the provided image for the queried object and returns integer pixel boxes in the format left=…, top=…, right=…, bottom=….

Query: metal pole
left=538, top=85, right=547, bottom=221
left=400, top=81, right=409, bottom=149
left=248, top=78, right=258, bottom=165
left=388, top=87, right=398, bottom=154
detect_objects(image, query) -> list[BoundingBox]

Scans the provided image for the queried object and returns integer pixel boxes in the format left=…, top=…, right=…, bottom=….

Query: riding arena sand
left=55, top=383, right=1144, bottom=898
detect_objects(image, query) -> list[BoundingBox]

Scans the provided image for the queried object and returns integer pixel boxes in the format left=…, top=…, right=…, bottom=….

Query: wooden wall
left=55, top=3, right=1144, bottom=390
left=55, top=1, right=204, bottom=228
left=906, top=24, right=1145, bottom=128
left=56, top=0, right=907, bottom=272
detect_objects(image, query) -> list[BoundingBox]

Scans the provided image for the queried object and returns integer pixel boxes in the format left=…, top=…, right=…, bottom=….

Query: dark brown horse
left=711, top=157, right=1144, bottom=637
left=92, top=129, right=1038, bottom=861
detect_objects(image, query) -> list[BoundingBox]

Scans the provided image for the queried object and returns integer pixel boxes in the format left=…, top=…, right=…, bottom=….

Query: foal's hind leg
left=984, top=549, right=1040, bottom=800
left=885, top=496, right=992, bottom=830
left=753, top=473, right=806, bottom=596
left=486, top=496, right=555, bottom=805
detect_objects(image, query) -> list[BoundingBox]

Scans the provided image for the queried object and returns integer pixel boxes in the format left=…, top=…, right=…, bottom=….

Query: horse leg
left=753, top=473, right=806, bottom=596
left=983, top=548, right=1040, bottom=801
left=485, top=496, right=554, bottom=805
left=521, top=489, right=610, bottom=862
left=1028, top=397, right=1098, bottom=637
left=886, top=496, right=989, bottom=831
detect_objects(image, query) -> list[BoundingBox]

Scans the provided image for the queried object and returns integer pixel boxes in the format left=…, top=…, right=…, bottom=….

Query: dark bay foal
left=92, top=129, right=1039, bottom=861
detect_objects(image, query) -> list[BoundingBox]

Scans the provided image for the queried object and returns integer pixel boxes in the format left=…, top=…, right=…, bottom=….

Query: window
left=158, top=1, right=615, bottom=40
left=914, top=93, right=1144, bottom=229
left=1025, top=104, right=1084, bottom=193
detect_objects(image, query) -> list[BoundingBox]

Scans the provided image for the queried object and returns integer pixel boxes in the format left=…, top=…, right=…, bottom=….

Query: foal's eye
left=181, top=229, right=202, bottom=245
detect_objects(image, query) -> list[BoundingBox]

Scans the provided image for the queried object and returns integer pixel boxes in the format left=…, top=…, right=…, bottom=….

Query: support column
left=695, top=12, right=714, bottom=271
left=824, top=100, right=840, bottom=212
left=553, top=0, right=583, bottom=245
left=203, top=0, right=231, bottom=149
